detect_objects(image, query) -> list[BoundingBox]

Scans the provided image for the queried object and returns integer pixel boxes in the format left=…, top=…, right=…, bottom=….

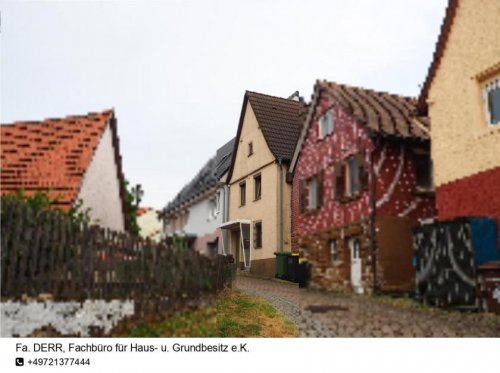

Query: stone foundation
left=296, top=220, right=374, bottom=294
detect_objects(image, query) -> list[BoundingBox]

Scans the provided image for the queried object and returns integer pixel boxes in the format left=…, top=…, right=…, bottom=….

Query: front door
left=349, top=237, right=363, bottom=294
left=240, top=223, right=251, bottom=269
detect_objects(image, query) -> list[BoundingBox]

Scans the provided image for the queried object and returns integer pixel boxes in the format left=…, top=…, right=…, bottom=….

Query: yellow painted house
left=417, top=0, right=500, bottom=243
left=222, top=91, right=306, bottom=277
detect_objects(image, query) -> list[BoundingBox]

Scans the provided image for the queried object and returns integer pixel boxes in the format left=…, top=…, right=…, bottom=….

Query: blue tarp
left=470, top=217, right=500, bottom=266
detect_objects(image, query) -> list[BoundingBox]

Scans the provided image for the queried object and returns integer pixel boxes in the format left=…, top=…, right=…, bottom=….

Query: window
left=349, top=237, right=361, bottom=259
left=335, top=153, right=367, bottom=200
left=330, top=240, right=337, bottom=263
left=254, top=174, right=262, bottom=200
left=346, top=156, right=360, bottom=196
left=484, top=78, right=500, bottom=125
left=414, top=152, right=434, bottom=190
left=215, top=192, right=221, bottom=214
left=248, top=142, right=254, bottom=156
left=308, top=176, right=317, bottom=210
left=254, top=221, right=262, bottom=249
left=240, top=182, right=246, bottom=206
left=207, top=197, right=217, bottom=220
left=319, top=110, right=334, bottom=139
left=299, top=172, right=323, bottom=213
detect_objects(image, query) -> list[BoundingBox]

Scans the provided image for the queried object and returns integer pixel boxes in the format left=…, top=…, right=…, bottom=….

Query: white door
left=349, top=238, right=363, bottom=294
left=240, top=223, right=251, bottom=269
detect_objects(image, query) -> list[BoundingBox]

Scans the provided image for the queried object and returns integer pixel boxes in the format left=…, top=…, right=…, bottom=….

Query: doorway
left=349, top=237, right=363, bottom=294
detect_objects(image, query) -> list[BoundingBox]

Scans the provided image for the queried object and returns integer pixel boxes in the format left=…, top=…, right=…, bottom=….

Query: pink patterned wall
left=292, top=91, right=435, bottom=237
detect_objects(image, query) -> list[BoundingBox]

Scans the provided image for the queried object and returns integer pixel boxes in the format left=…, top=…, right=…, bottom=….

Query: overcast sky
left=0, top=0, right=447, bottom=209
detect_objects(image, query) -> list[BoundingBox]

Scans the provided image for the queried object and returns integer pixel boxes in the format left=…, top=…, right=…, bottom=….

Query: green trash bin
left=275, top=252, right=291, bottom=279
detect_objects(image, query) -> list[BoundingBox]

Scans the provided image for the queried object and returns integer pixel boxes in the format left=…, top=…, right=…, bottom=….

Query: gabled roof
left=227, top=90, right=307, bottom=182
left=1, top=110, right=127, bottom=214
left=417, top=0, right=458, bottom=114
left=163, top=156, right=217, bottom=215
left=215, top=138, right=235, bottom=179
left=289, top=80, right=430, bottom=174
left=161, top=138, right=235, bottom=217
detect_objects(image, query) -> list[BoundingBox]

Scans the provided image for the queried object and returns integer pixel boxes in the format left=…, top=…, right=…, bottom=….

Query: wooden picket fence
left=1, top=199, right=233, bottom=306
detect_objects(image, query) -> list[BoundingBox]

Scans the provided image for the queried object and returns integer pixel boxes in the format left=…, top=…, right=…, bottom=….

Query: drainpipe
left=369, top=145, right=379, bottom=293
left=224, top=184, right=229, bottom=255
left=278, top=158, right=284, bottom=252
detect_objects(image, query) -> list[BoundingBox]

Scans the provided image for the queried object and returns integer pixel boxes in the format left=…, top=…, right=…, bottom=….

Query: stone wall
left=1, top=299, right=134, bottom=337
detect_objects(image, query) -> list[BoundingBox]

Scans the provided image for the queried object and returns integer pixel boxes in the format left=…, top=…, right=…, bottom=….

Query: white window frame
left=319, top=109, right=334, bottom=139
left=215, top=192, right=221, bottom=214
left=207, top=197, right=218, bottom=221
left=308, top=176, right=317, bottom=210
left=483, top=78, right=500, bottom=126
left=254, top=174, right=262, bottom=201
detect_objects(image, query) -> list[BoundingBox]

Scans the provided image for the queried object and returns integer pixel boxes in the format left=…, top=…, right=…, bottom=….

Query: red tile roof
left=136, top=207, right=153, bottom=217
left=1, top=110, right=113, bottom=211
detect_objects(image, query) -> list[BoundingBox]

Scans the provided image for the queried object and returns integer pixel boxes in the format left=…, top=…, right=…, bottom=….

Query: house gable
left=292, top=87, right=436, bottom=293
left=421, top=0, right=500, bottom=186
left=293, top=90, right=374, bottom=235
left=227, top=91, right=306, bottom=184
left=76, top=123, right=126, bottom=231
left=229, top=102, right=275, bottom=184
left=0, top=110, right=128, bottom=231
left=290, top=81, right=429, bottom=176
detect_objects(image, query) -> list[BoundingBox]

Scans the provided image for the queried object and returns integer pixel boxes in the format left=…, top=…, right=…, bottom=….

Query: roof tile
left=1, top=110, right=113, bottom=210
left=319, top=81, right=429, bottom=140
left=246, top=91, right=308, bottom=161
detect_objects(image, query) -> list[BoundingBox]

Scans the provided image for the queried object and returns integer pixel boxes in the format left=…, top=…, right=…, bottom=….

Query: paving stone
left=235, top=276, right=500, bottom=338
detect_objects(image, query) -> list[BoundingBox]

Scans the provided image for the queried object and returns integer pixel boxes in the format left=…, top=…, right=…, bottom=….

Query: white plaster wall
left=76, top=124, right=125, bottom=231
left=138, top=209, right=162, bottom=242
left=1, top=300, right=134, bottom=337
left=183, top=193, right=223, bottom=236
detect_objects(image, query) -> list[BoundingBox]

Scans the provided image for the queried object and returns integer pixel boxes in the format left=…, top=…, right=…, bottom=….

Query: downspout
left=224, top=184, right=230, bottom=256
left=278, top=158, right=284, bottom=252
left=369, top=144, right=378, bottom=293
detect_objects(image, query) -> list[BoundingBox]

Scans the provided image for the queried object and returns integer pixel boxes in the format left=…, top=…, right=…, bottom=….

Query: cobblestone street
left=236, top=276, right=500, bottom=337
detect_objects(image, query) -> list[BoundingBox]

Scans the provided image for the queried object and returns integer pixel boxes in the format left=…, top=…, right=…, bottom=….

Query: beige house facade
left=224, top=91, right=305, bottom=277
left=417, top=0, right=500, bottom=245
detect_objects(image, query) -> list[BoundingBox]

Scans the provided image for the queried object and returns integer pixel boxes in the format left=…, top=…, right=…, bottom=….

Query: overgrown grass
left=125, top=291, right=298, bottom=338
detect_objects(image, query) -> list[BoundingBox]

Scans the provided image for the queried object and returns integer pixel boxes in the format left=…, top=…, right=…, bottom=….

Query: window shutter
left=357, top=152, right=369, bottom=191
left=334, top=164, right=344, bottom=201
left=253, top=223, right=257, bottom=248
left=317, top=170, right=324, bottom=208
left=299, top=179, right=305, bottom=213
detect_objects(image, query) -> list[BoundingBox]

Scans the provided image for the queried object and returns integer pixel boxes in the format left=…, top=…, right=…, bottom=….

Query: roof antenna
left=288, top=91, right=304, bottom=102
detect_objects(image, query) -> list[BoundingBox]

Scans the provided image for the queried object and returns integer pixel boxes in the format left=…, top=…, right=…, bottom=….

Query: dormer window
left=484, top=78, right=500, bottom=125
left=319, top=109, right=334, bottom=139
